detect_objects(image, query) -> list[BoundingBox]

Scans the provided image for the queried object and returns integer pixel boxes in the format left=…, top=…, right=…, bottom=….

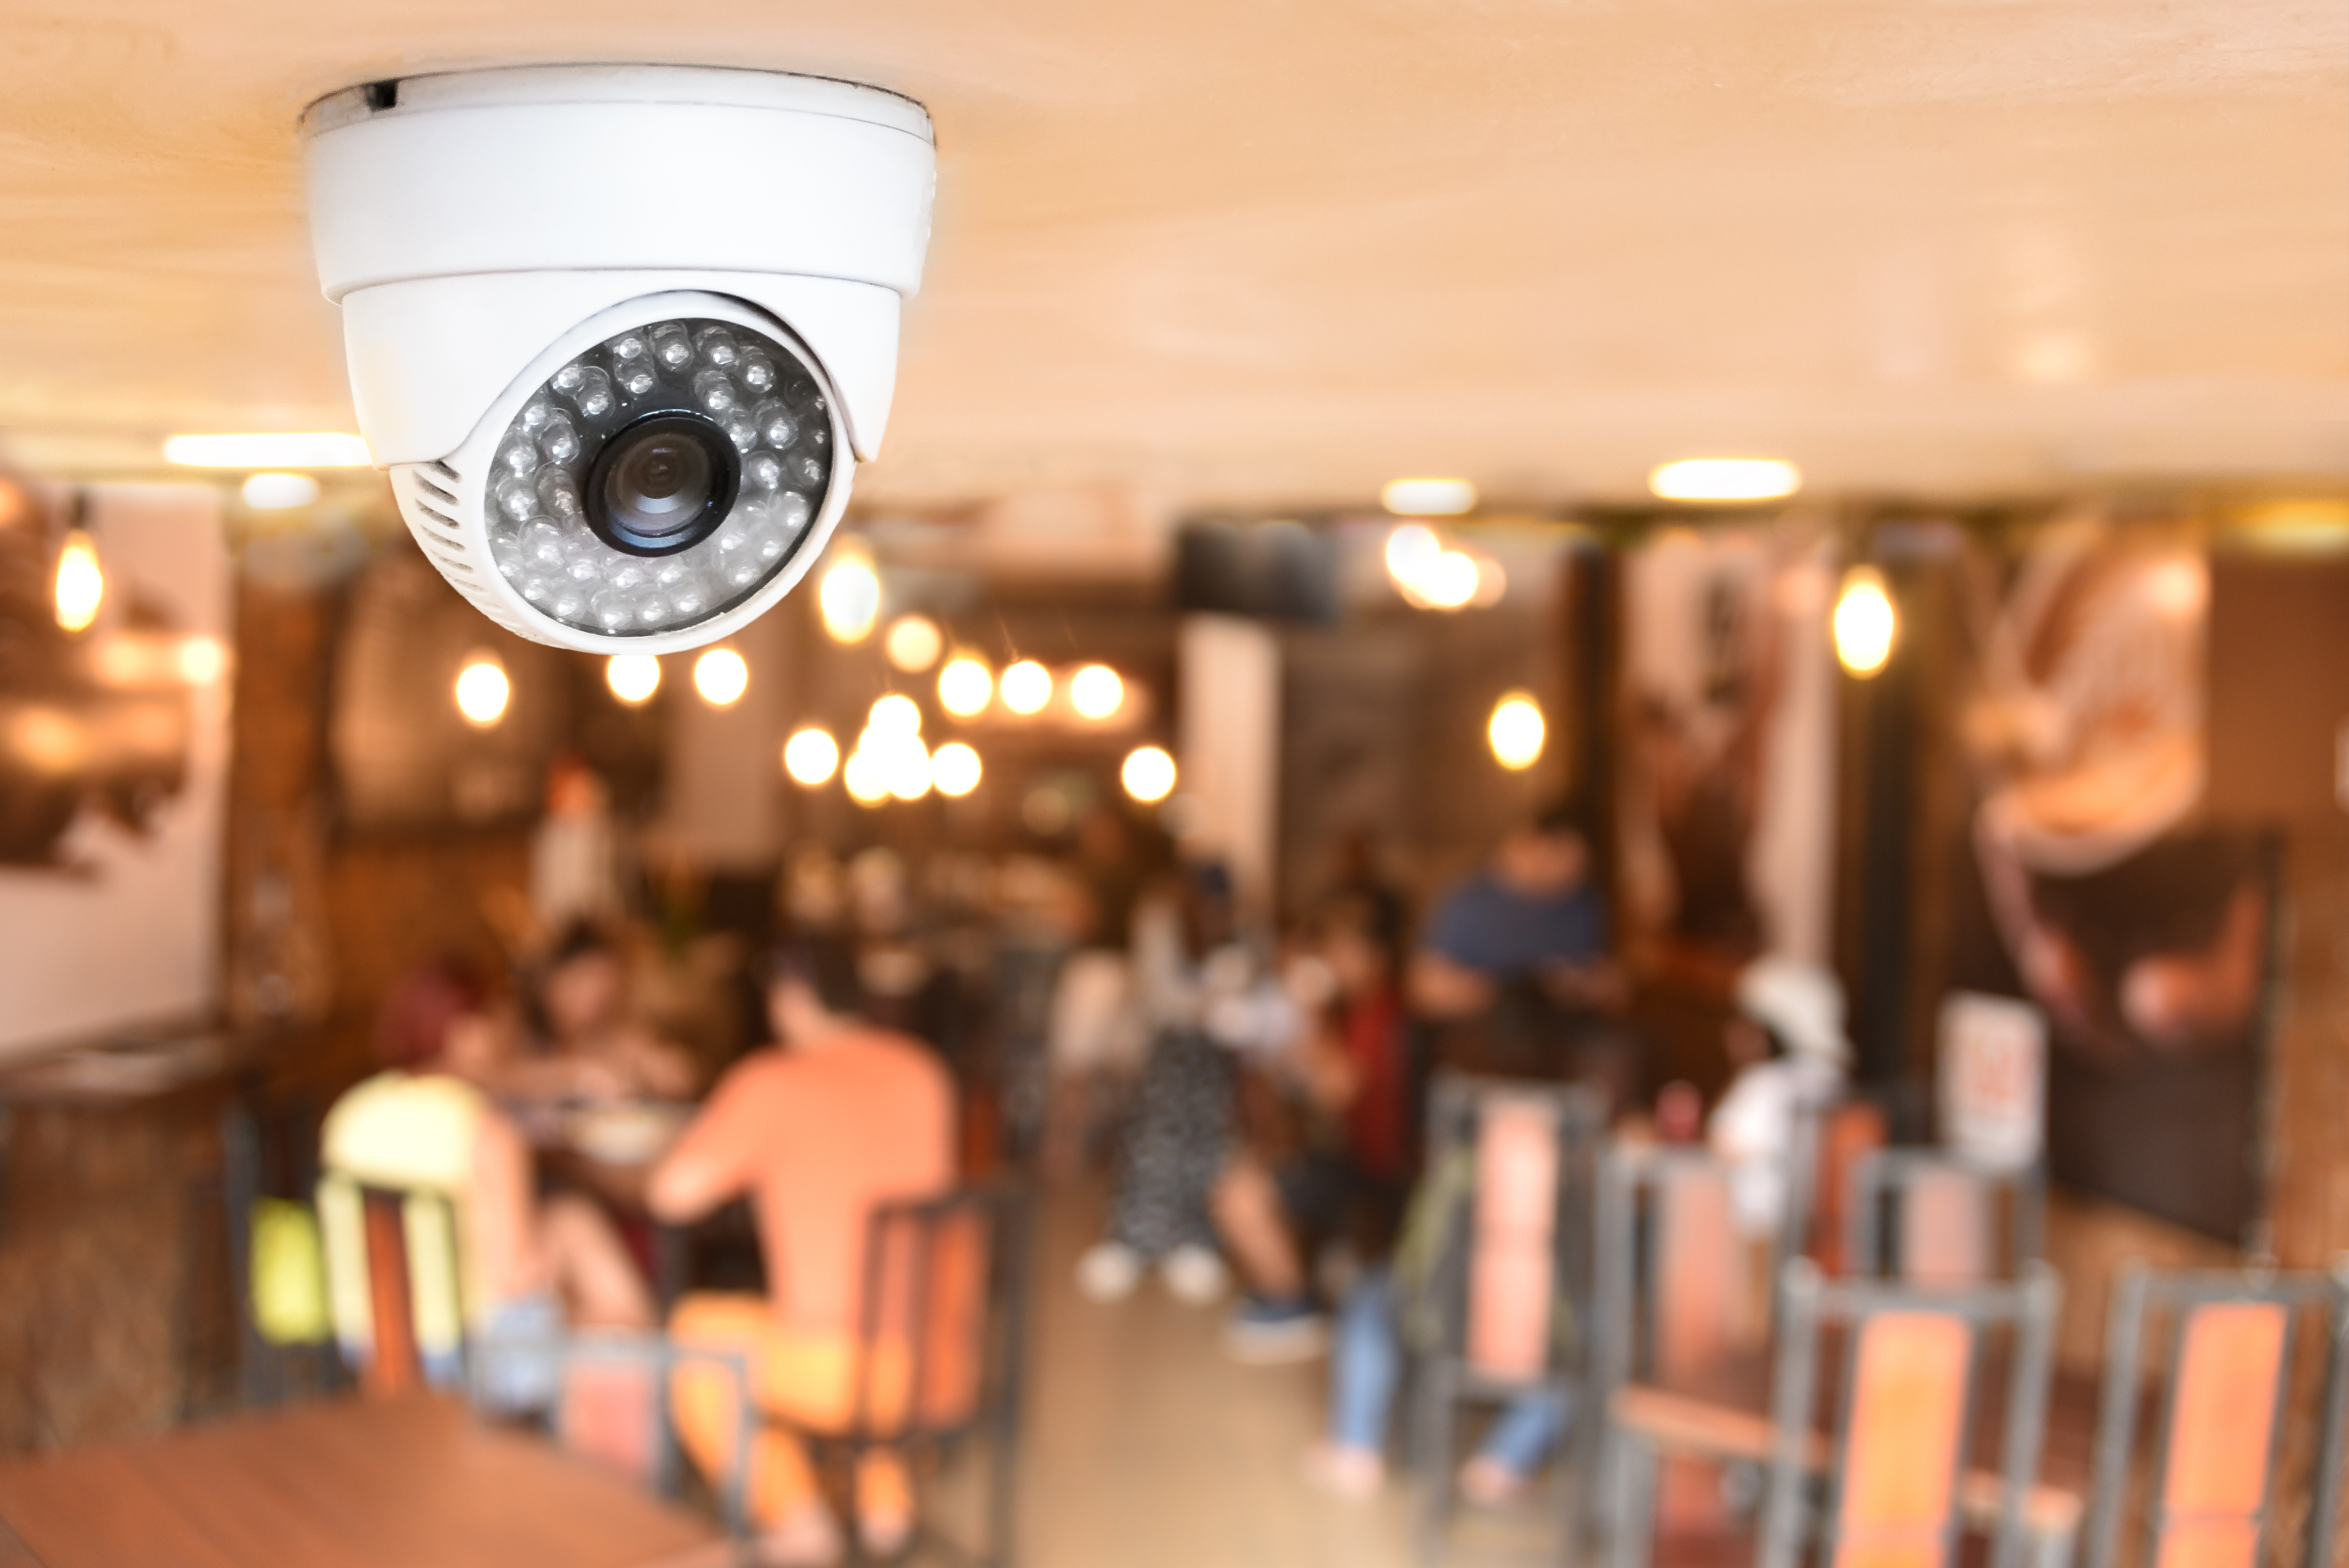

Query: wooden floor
left=1007, top=1183, right=1552, bottom=1568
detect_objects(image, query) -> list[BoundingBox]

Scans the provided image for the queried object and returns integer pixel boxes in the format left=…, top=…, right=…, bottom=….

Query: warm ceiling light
left=1069, top=664, right=1125, bottom=721
left=53, top=530, right=103, bottom=632
left=1488, top=692, right=1546, bottom=770
left=163, top=432, right=372, bottom=468
left=1833, top=565, right=1897, bottom=677
left=999, top=659, right=1052, bottom=715
left=1648, top=458, right=1802, bottom=503
left=1121, top=745, right=1177, bottom=804
left=1385, top=522, right=1441, bottom=584
left=175, top=637, right=228, bottom=686
left=783, top=727, right=840, bottom=786
left=818, top=551, right=881, bottom=643
left=693, top=647, right=749, bottom=706
left=938, top=656, right=993, bottom=717
left=931, top=741, right=982, bottom=797
left=868, top=729, right=931, bottom=800
left=453, top=654, right=510, bottom=727
left=605, top=652, right=660, bottom=704
left=1381, top=477, right=1477, bottom=516
left=868, top=693, right=922, bottom=736
left=883, top=614, right=943, bottom=672
left=843, top=747, right=888, bottom=805
left=241, top=472, right=321, bottom=510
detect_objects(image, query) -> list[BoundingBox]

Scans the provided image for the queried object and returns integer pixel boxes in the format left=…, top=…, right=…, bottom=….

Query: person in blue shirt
left=1410, top=804, right=1628, bottom=1094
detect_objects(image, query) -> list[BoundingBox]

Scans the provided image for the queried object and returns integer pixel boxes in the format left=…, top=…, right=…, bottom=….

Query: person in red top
left=649, top=943, right=955, bottom=1566
left=1212, top=893, right=1415, bottom=1361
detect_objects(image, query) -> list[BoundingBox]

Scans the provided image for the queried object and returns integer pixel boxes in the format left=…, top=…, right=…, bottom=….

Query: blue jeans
left=1328, top=1266, right=1567, bottom=1477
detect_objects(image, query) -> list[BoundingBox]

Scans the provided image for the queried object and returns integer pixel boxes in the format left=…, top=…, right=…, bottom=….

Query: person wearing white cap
left=1707, top=955, right=1852, bottom=1238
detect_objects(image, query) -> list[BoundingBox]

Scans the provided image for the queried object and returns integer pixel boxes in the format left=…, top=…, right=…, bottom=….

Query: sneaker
left=1075, top=1241, right=1143, bottom=1302
left=1160, top=1242, right=1231, bottom=1304
left=1301, top=1441, right=1386, bottom=1500
left=1222, top=1295, right=1329, bottom=1363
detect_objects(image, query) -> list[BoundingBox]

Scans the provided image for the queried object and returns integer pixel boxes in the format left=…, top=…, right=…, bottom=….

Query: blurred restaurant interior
left=1, top=4, right=2347, bottom=1567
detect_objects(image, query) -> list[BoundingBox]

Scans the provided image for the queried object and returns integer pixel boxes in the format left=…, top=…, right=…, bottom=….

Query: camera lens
left=585, top=412, right=739, bottom=556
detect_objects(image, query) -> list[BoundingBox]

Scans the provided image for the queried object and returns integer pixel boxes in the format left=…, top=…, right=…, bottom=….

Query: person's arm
left=1540, top=954, right=1628, bottom=1013
left=644, top=1064, right=762, bottom=1224
left=1408, top=949, right=1494, bottom=1019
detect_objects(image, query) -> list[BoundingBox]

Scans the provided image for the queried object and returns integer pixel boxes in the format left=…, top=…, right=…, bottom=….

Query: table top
left=0, top=1395, right=720, bottom=1568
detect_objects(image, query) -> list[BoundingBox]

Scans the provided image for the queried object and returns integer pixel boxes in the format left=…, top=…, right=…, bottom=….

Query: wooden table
left=0, top=1395, right=722, bottom=1568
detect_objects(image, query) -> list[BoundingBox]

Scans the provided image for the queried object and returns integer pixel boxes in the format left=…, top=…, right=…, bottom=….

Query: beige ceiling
left=2, top=0, right=2344, bottom=510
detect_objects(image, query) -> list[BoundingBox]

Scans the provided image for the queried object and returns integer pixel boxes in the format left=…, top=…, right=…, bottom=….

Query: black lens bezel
left=584, top=410, right=741, bottom=558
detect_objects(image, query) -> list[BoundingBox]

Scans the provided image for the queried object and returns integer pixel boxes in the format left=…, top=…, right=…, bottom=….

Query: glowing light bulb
left=1648, top=458, right=1802, bottom=503
left=1488, top=693, right=1545, bottom=770
left=843, top=747, right=889, bottom=805
left=1384, top=523, right=1440, bottom=584
left=999, top=660, right=1052, bottom=715
left=1381, top=477, right=1477, bottom=516
left=1122, top=745, right=1177, bottom=804
left=884, top=739, right=933, bottom=800
left=931, top=741, right=982, bottom=797
left=241, top=472, right=320, bottom=510
left=1833, top=565, right=1897, bottom=677
left=694, top=647, right=750, bottom=706
left=884, top=615, right=943, bottom=672
left=818, top=552, right=880, bottom=643
left=1069, top=665, right=1125, bottom=721
left=606, top=653, right=661, bottom=704
left=175, top=637, right=228, bottom=686
left=53, top=531, right=103, bottom=632
left=938, top=656, right=993, bottom=717
left=868, top=693, right=922, bottom=736
left=783, top=727, right=840, bottom=785
left=454, top=656, right=510, bottom=727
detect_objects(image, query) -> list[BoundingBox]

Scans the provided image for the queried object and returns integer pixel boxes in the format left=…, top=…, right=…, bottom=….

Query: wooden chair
left=778, top=1183, right=1035, bottom=1568
left=1411, top=1073, right=1608, bottom=1565
left=2080, top=1263, right=2349, bottom=1568
left=1845, top=1151, right=2046, bottom=1285
left=1593, top=1145, right=1783, bottom=1559
left=1784, top=1099, right=1889, bottom=1278
left=1609, top=1258, right=2065, bottom=1568
left=315, top=1172, right=758, bottom=1540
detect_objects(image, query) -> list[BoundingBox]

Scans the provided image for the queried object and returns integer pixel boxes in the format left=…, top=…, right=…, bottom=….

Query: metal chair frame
left=1591, top=1144, right=1785, bottom=1560
left=2081, top=1263, right=2349, bottom=1568
left=1410, top=1071, right=1608, bottom=1566
left=1845, top=1149, right=2046, bottom=1283
left=775, top=1182, right=1036, bottom=1568
left=1609, top=1258, right=2062, bottom=1568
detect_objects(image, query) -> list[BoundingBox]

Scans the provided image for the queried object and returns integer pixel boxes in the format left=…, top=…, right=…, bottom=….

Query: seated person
left=649, top=943, right=955, bottom=1567
left=319, top=960, right=655, bottom=1406
left=1411, top=805, right=1631, bottom=1102
left=1214, top=893, right=1414, bottom=1360
left=504, top=919, right=698, bottom=1107
left=1708, top=955, right=1850, bottom=1240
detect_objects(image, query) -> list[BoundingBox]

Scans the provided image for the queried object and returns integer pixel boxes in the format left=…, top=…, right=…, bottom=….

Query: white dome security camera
left=299, top=66, right=934, bottom=652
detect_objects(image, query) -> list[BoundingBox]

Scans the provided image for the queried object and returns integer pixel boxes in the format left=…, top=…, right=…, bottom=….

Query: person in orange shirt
left=649, top=943, right=956, bottom=1566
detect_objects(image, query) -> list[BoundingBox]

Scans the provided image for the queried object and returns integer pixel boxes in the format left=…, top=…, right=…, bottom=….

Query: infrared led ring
left=480, top=315, right=834, bottom=639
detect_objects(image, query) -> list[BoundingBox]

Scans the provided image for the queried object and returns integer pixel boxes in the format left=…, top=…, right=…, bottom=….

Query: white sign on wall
left=1937, top=991, right=2047, bottom=1170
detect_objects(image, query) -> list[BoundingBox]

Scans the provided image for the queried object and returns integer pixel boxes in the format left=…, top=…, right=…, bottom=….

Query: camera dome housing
left=300, top=66, right=935, bottom=651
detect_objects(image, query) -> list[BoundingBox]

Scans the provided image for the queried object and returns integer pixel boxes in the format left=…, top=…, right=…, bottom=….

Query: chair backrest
left=1786, top=1099, right=1889, bottom=1277
left=2082, top=1265, right=2349, bottom=1568
left=1846, top=1152, right=2047, bottom=1285
left=851, top=1183, right=1035, bottom=1442
left=1423, top=1072, right=1607, bottom=1385
left=315, top=1174, right=463, bottom=1398
left=1760, top=1259, right=2062, bottom=1568
left=1597, top=1145, right=1774, bottom=1399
